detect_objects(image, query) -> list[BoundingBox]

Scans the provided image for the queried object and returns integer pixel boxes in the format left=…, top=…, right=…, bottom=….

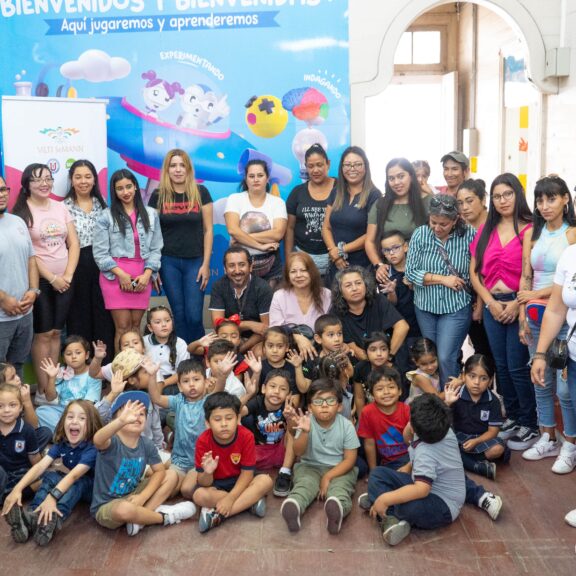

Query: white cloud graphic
left=277, top=37, right=348, bottom=52
left=60, top=50, right=130, bottom=83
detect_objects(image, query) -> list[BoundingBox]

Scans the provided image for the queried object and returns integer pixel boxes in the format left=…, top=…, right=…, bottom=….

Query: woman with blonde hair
left=149, top=149, right=213, bottom=342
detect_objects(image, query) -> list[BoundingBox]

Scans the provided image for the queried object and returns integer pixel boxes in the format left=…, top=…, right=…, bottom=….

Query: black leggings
left=33, top=277, right=74, bottom=333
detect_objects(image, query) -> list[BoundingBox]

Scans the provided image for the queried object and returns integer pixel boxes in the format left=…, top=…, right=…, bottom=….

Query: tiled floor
left=2, top=452, right=575, bottom=576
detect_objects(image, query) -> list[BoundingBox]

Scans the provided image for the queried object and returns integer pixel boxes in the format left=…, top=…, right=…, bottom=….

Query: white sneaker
left=478, top=492, right=502, bottom=521
left=551, top=441, right=576, bottom=474
left=565, top=508, right=576, bottom=527
left=521, top=433, right=560, bottom=461
left=156, top=502, right=197, bottom=526
left=126, top=523, right=144, bottom=536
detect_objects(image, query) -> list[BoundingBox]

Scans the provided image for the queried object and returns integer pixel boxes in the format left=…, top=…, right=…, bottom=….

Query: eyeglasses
left=492, top=190, right=515, bottom=203
left=311, top=397, right=338, bottom=407
left=30, top=177, right=54, bottom=184
left=0, top=186, right=10, bottom=195
left=342, top=162, right=364, bottom=171
left=382, top=244, right=404, bottom=255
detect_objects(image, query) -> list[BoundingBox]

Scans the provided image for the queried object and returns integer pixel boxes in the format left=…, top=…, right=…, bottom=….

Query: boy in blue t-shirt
left=90, top=391, right=196, bottom=536
left=148, top=355, right=245, bottom=499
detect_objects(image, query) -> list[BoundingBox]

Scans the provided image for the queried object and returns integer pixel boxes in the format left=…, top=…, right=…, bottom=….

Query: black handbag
left=546, top=323, right=576, bottom=369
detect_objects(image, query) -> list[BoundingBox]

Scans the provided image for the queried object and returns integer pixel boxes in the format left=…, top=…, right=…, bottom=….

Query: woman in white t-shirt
left=224, top=159, right=287, bottom=288
left=531, top=243, right=576, bottom=527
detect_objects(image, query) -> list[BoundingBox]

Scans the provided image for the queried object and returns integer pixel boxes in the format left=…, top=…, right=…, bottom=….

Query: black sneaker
left=507, top=427, right=540, bottom=451
left=33, top=516, right=62, bottom=546
left=498, top=418, right=520, bottom=441
left=5, top=506, right=30, bottom=543
left=273, top=472, right=292, bottom=497
left=475, top=461, right=497, bottom=481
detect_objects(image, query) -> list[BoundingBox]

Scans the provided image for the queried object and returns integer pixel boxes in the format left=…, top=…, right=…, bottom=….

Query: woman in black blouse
left=149, top=149, right=213, bottom=343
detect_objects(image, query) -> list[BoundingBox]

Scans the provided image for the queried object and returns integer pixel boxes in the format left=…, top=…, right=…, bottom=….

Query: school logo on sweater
left=14, top=440, right=25, bottom=453
left=230, top=453, right=241, bottom=465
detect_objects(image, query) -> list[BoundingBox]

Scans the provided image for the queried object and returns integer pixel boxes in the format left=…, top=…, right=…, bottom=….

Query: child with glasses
left=378, top=230, right=421, bottom=397
left=280, top=379, right=359, bottom=535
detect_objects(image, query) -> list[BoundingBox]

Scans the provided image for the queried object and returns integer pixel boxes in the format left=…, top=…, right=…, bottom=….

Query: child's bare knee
left=112, top=500, right=136, bottom=523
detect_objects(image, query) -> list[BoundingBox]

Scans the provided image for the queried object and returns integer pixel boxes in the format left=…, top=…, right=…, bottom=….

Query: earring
left=564, top=204, right=568, bottom=214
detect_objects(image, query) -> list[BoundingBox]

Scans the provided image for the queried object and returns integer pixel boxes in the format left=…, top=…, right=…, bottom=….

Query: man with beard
left=0, top=176, right=40, bottom=378
left=209, top=246, right=273, bottom=354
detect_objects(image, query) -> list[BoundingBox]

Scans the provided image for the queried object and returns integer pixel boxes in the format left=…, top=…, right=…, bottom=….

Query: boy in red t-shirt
left=358, top=366, right=410, bottom=471
left=193, top=392, right=273, bottom=533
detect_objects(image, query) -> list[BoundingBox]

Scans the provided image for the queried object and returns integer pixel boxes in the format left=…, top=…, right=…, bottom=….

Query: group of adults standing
left=3, top=144, right=576, bottom=472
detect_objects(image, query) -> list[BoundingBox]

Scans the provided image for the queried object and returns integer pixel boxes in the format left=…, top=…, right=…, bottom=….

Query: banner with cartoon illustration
left=0, top=1, right=350, bottom=276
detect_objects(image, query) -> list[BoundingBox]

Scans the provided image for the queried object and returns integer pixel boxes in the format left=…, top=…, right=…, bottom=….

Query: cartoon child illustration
left=178, top=84, right=230, bottom=130
left=141, top=70, right=184, bottom=119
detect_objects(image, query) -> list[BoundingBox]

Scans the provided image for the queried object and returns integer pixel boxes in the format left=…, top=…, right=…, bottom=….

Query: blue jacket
left=93, top=207, right=163, bottom=280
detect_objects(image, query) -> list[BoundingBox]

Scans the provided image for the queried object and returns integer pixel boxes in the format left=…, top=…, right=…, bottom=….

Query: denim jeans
left=30, top=471, right=93, bottom=520
left=367, top=466, right=486, bottom=520
left=160, top=255, right=206, bottom=343
left=482, top=295, right=536, bottom=429
left=563, top=358, right=576, bottom=438
left=367, top=467, right=453, bottom=529
left=415, top=305, right=471, bottom=387
left=527, top=317, right=576, bottom=434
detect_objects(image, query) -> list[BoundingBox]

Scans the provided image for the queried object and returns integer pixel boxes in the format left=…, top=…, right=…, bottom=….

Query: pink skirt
left=99, top=257, right=152, bottom=310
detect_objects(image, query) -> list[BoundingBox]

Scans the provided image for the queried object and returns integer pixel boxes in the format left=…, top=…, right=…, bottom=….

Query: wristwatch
left=49, top=488, right=64, bottom=501
left=28, top=288, right=41, bottom=296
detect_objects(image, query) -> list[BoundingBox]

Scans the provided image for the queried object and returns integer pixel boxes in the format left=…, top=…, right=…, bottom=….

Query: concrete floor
left=2, top=451, right=575, bottom=576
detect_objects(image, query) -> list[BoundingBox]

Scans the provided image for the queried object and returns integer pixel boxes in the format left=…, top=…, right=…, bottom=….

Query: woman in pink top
left=269, top=251, right=331, bottom=359
left=12, top=163, right=80, bottom=403
left=470, top=173, right=537, bottom=452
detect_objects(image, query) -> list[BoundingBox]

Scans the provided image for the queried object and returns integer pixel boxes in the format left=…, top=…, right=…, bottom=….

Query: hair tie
left=214, top=314, right=241, bottom=328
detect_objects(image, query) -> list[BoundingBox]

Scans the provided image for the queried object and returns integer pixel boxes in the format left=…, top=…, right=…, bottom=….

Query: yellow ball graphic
left=245, top=95, right=288, bottom=138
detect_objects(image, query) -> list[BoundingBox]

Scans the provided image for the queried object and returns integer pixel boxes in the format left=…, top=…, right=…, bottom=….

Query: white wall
left=349, top=0, right=576, bottom=187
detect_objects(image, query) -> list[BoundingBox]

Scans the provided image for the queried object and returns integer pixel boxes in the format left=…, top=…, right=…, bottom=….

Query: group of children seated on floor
left=0, top=305, right=506, bottom=548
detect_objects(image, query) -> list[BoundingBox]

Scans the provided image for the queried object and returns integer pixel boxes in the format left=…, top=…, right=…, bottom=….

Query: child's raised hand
left=110, top=370, right=127, bottom=396
left=443, top=380, right=462, bottom=406
left=119, top=400, right=145, bottom=425
left=35, top=496, right=64, bottom=526
left=292, top=408, right=311, bottom=433
left=142, top=357, right=160, bottom=376
left=198, top=332, right=218, bottom=349
left=286, top=349, right=303, bottom=368
left=215, top=351, right=238, bottom=378
left=244, top=350, right=262, bottom=374
left=243, top=372, right=258, bottom=397
left=39, top=357, right=60, bottom=379
left=19, top=383, right=32, bottom=403
left=201, top=451, right=219, bottom=474
left=92, top=340, right=107, bottom=360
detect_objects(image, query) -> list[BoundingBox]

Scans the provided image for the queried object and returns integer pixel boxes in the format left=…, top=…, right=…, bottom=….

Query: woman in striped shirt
left=405, top=194, right=475, bottom=386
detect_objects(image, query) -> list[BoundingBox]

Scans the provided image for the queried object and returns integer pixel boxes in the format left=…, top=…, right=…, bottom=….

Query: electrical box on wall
left=463, top=128, right=479, bottom=157
left=545, top=47, right=571, bottom=77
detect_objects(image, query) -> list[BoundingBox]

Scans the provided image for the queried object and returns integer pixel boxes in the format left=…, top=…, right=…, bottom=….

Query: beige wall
left=349, top=0, right=576, bottom=189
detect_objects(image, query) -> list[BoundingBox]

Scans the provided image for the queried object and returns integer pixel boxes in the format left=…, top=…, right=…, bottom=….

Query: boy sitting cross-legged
left=90, top=391, right=196, bottom=536
left=366, top=393, right=466, bottom=546
left=193, top=392, right=273, bottom=533
left=281, top=378, right=359, bottom=535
